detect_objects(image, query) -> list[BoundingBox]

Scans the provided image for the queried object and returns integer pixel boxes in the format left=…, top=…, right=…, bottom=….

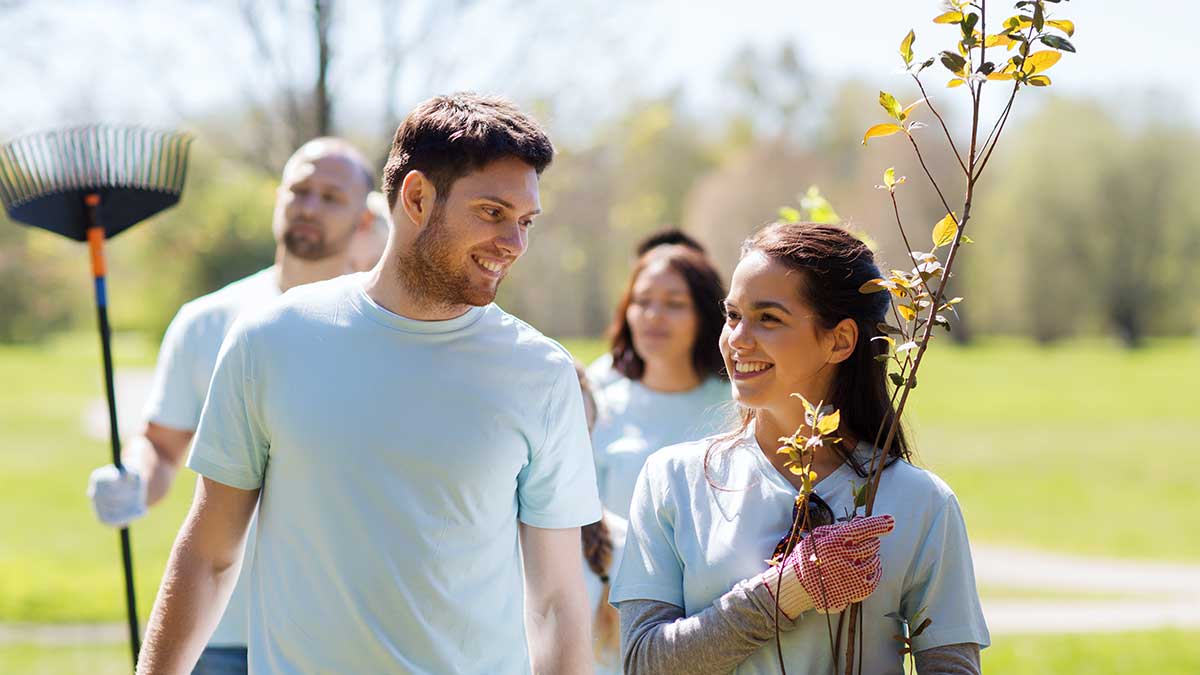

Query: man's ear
left=828, top=317, right=859, bottom=365
left=399, top=170, right=436, bottom=228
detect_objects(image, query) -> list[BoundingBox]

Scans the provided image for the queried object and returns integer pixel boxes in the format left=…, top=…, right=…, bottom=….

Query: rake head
left=0, top=125, right=194, bottom=241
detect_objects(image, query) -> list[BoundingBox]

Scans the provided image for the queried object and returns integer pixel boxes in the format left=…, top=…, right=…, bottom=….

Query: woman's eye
left=482, top=207, right=501, bottom=218
left=725, top=310, right=741, bottom=322
left=761, top=313, right=780, bottom=324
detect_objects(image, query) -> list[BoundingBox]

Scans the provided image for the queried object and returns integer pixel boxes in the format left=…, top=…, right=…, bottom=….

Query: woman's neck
left=754, top=407, right=848, bottom=490
left=640, top=356, right=702, bottom=393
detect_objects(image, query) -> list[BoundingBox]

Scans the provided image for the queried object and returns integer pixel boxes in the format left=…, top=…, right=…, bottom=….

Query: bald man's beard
left=282, top=219, right=354, bottom=261
left=397, top=203, right=499, bottom=310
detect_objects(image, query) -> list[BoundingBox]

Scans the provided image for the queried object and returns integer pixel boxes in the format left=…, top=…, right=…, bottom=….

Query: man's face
left=273, top=154, right=369, bottom=261
left=399, top=156, right=541, bottom=309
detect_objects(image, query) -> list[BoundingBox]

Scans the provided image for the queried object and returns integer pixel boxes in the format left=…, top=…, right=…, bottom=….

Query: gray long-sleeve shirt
left=619, top=580, right=981, bottom=675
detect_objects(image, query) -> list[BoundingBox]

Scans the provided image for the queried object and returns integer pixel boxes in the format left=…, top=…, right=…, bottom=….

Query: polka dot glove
left=758, top=514, right=895, bottom=618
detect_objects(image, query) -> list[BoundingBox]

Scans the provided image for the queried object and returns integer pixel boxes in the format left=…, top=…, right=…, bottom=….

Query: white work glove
left=87, top=465, right=147, bottom=528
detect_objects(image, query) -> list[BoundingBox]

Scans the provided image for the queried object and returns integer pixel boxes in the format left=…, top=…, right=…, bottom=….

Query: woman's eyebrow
left=750, top=300, right=792, bottom=314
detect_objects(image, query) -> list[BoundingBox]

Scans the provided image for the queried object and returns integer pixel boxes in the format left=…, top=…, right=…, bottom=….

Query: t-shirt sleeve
left=901, top=494, right=991, bottom=651
left=185, top=319, right=270, bottom=491
left=516, top=360, right=602, bottom=529
left=142, top=305, right=204, bottom=430
left=609, top=459, right=685, bottom=608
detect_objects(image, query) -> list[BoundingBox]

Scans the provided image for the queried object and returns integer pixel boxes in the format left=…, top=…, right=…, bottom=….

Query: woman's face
left=720, top=251, right=837, bottom=413
left=626, top=259, right=699, bottom=369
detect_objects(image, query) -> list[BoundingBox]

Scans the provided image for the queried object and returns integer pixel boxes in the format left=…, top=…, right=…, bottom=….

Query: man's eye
left=761, top=313, right=780, bottom=324
left=482, top=207, right=501, bottom=218
left=520, top=219, right=534, bottom=229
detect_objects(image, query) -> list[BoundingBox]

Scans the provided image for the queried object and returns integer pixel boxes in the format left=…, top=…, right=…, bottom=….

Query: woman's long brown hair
left=581, top=520, right=620, bottom=661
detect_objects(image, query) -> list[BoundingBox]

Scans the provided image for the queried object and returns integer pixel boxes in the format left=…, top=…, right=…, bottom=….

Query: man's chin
left=461, top=283, right=499, bottom=307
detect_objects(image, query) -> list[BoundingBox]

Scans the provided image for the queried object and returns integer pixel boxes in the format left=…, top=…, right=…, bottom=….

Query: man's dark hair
left=382, top=92, right=554, bottom=209
left=635, top=228, right=707, bottom=257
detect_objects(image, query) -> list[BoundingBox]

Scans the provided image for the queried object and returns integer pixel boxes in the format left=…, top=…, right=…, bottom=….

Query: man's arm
left=127, top=422, right=194, bottom=506
left=137, top=477, right=259, bottom=675
left=519, top=523, right=594, bottom=675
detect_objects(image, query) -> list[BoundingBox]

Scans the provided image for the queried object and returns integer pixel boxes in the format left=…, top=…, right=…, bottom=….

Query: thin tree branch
left=911, top=75, right=967, bottom=177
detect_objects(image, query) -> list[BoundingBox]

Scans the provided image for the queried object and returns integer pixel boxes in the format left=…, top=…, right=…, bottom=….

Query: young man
left=86, top=136, right=376, bottom=674
left=137, top=93, right=601, bottom=674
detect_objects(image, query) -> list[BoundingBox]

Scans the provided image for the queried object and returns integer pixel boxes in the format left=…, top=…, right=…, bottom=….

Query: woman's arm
left=619, top=578, right=807, bottom=675
left=914, top=643, right=981, bottom=675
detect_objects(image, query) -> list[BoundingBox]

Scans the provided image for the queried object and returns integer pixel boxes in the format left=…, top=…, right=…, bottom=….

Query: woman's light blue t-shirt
left=610, top=427, right=990, bottom=675
left=591, top=374, right=730, bottom=521
left=187, top=274, right=601, bottom=674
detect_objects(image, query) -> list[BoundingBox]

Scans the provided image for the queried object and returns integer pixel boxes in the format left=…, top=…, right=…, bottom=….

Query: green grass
left=0, top=333, right=195, bottom=624
left=0, top=643, right=131, bottom=675
left=0, top=335, right=1196, bottom=628
left=983, top=629, right=1200, bottom=674
left=4, top=630, right=1199, bottom=674
left=906, top=338, right=1200, bottom=561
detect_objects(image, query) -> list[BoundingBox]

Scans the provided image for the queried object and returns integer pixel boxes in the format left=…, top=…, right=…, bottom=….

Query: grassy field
left=2, top=334, right=1197, bottom=671
left=4, top=630, right=1199, bottom=674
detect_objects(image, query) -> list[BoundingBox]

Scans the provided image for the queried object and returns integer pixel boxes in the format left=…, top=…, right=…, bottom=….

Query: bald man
left=86, top=137, right=376, bottom=674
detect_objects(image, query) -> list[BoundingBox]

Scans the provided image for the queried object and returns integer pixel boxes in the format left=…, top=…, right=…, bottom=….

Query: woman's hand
left=759, top=514, right=895, bottom=617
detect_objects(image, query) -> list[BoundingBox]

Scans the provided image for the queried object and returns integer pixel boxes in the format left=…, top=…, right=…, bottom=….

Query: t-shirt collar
left=351, top=280, right=488, bottom=334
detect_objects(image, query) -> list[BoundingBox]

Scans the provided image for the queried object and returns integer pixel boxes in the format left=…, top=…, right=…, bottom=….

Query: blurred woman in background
left=590, top=242, right=729, bottom=523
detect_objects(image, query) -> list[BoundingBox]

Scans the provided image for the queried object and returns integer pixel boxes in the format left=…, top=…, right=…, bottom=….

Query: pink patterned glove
left=758, top=514, right=894, bottom=618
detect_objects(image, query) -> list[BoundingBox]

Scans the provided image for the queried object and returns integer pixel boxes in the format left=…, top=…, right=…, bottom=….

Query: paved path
left=26, top=370, right=1193, bottom=645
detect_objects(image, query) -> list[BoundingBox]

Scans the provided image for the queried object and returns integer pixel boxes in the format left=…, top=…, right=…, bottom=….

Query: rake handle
left=85, top=194, right=141, bottom=669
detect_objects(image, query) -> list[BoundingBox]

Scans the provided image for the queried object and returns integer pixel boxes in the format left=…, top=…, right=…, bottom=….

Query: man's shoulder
left=169, top=268, right=278, bottom=340
left=176, top=267, right=275, bottom=319
left=484, top=305, right=577, bottom=371
left=239, top=273, right=359, bottom=334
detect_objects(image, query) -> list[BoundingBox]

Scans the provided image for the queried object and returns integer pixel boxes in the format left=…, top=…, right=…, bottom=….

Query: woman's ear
left=398, top=170, right=437, bottom=229
left=828, top=317, right=859, bottom=365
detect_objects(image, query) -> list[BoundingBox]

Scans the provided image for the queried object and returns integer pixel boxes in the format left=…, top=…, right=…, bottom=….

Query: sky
left=2, top=0, right=1195, bottom=141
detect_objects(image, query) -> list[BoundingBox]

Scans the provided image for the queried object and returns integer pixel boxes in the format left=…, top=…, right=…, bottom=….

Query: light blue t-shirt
left=143, top=266, right=279, bottom=648
left=187, top=274, right=602, bottom=674
left=591, top=374, right=729, bottom=521
left=610, top=427, right=990, bottom=675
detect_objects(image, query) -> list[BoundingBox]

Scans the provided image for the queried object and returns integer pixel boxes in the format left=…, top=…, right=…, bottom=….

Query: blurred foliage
left=0, top=64, right=1197, bottom=346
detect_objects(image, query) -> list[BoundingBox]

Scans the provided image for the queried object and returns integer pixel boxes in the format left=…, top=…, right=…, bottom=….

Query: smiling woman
left=610, top=222, right=989, bottom=675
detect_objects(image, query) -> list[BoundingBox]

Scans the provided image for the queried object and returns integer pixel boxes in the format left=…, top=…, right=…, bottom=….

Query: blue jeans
left=192, top=646, right=248, bottom=675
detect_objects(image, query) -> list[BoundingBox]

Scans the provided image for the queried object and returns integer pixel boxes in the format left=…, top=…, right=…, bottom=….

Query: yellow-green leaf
left=986, top=71, right=1014, bottom=81
left=883, top=167, right=897, bottom=188
left=900, top=99, right=924, bottom=121
left=932, top=212, right=958, bottom=248
left=879, top=91, right=903, bottom=120
left=862, top=123, right=904, bottom=145
left=1023, top=50, right=1061, bottom=74
left=933, top=11, right=964, bottom=24
left=1028, top=75, right=1052, bottom=86
left=816, top=409, right=840, bottom=435
left=859, top=278, right=889, bottom=294
left=791, top=393, right=817, bottom=419
left=788, top=464, right=805, bottom=475
left=900, top=29, right=915, bottom=65
left=947, top=78, right=966, bottom=88
left=985, top=33, right=1013, bottom=48
left=897, top=304, right=917, bottom=322
left=1047, top=19, right=1075, bottom=37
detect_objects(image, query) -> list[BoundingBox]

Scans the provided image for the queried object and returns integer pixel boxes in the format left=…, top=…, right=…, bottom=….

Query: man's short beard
left=398, top=202, right=498, bottom=309
left=282, top=223, right=351, bottom=261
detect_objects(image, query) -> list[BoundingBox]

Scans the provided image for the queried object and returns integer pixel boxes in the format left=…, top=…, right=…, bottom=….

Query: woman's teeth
left=734, top=361, right=772, bottom=373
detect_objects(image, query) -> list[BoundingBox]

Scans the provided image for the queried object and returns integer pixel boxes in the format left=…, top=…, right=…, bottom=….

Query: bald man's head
left=273, top=138, right=376, bottom=262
